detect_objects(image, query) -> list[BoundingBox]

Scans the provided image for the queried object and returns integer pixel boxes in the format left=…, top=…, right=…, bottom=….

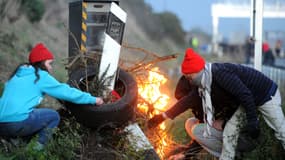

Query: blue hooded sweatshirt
left=0, top=65, right=96, bottom=122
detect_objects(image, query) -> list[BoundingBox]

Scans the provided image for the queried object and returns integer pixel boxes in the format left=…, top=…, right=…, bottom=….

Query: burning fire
left=137, top=67, right=169, bottom=114
left=136, top=67, right=171, bottom=158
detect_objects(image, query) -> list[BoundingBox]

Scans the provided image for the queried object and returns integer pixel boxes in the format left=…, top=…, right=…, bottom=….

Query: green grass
left=0, top=113, right=83, bottom=160
left=240, top=115, right=285, bottom=160
left=0, top=110, right=150, bottom=160
left=166, top=110, right=192, bottom=144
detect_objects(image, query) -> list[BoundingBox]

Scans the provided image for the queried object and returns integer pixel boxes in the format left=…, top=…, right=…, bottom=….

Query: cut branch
left=122, top=43, right=161, bottom=58
left=125, top=54, right=178, bottom=73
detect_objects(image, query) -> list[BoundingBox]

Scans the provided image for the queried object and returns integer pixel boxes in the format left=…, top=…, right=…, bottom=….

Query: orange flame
left=137, top=67, right=169, bottom=114
left=136, top=67, right=170, bottom=158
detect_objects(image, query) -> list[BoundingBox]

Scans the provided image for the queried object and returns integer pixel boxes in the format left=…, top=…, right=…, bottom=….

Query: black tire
left=64, top=66, right=138, bottom=128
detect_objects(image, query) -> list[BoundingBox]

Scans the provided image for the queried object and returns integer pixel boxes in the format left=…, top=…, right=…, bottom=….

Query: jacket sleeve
left=175, top=76, right=193, bottom=100
left=165, top=90, right=203, bottom=121
left=37, top=71, right=96, bottom=104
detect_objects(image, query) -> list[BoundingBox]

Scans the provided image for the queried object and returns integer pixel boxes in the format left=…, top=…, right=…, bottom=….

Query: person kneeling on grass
left=179, top=48, right=285, bottom=160
left=0, top=43, right=104, bottom=150
left=148, top=72, right=268, bottom=160
left=148, top=76, right=245, bottom=159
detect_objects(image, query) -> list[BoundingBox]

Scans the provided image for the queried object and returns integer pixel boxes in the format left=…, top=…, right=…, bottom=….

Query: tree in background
left=156, top=11, right=186, bottom=44
left=20, top=0, right=45, bottom=23
left=0, top=0, right=45, bottom=23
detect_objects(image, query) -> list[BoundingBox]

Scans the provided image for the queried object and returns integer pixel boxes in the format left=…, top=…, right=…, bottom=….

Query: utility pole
left=251, top=0, right=263, bottom=71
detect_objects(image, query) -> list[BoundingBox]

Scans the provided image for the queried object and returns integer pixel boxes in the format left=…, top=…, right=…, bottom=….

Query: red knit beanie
left=29, top=43, right=54, bottom=63
left=181, top=48, right=205, bottom=74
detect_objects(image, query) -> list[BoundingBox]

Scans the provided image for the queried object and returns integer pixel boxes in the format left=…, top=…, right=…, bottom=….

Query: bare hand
left=213, top=119, right=224, bottom=131
left=167, top=153, right=185, bottom=160
left=96, top=97, right=104, bottom=105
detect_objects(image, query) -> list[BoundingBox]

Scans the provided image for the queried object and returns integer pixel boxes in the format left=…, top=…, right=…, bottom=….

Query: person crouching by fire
left=0, top=43, right=104, bottom=150
left=180, top=48, right=285, bottom=160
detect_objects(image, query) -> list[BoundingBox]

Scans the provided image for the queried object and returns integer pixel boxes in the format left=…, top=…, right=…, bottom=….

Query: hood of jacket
left=15, top=65, right=36, bottom=77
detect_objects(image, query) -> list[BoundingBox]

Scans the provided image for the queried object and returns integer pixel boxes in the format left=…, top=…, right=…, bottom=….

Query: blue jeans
left=0, top=108, right=60, bottom=145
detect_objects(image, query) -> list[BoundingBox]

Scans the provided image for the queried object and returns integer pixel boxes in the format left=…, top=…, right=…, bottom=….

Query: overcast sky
left=144, top=0, right=285, bottom=40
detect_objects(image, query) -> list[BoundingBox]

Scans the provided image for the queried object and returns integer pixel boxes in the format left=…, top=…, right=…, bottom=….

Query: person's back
left=212, top=63, right=276, bottom=106
left=0, top=65, right=41, bottom=122
left=275, top=40, right=282, bottom=57
left=262, top=42, right=275, bottom=66
left=244, top=37, right=254, bottom=64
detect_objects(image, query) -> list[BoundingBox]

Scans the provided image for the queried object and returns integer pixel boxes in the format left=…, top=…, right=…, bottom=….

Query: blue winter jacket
left=0, top=65, right=96, bottom=122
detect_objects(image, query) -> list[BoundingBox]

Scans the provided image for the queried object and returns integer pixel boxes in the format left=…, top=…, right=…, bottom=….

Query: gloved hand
left=237, top=132, right=258, bottom=152
left=245, top=119, right=260, bottom=139
left=147, top=114, right=165, bottom=129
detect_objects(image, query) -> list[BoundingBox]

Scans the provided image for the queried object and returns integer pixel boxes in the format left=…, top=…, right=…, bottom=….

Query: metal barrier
left=261, top=65, right=285, bottom=88
left=244, top=64, right=285, bottom=87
